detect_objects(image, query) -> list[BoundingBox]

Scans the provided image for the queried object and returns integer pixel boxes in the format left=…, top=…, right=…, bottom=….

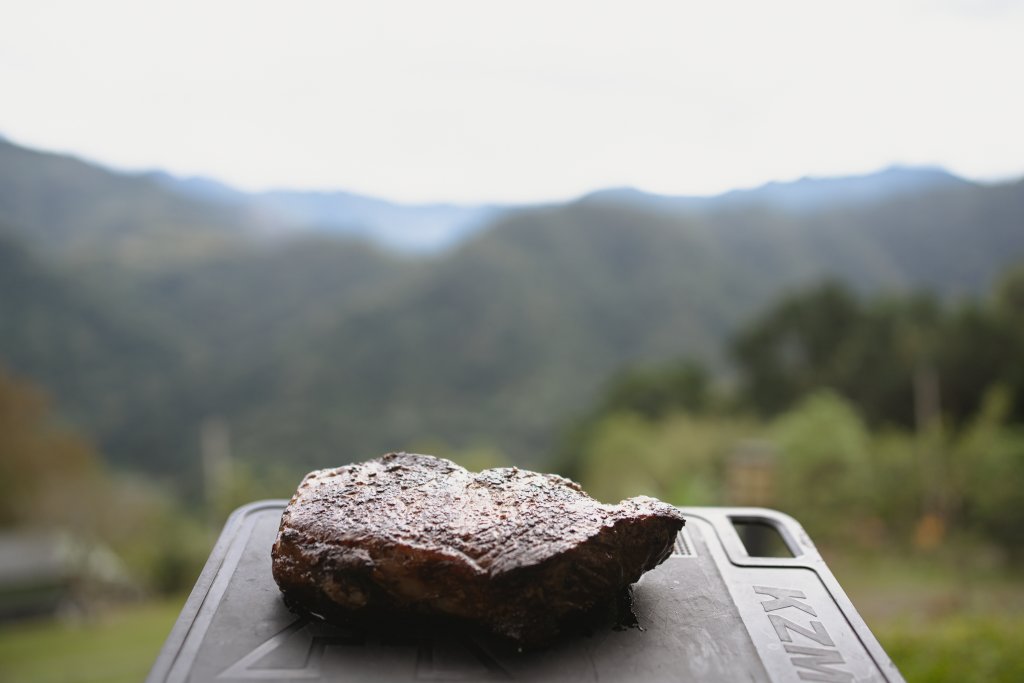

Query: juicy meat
left=271, top=452, right=685, bottom=644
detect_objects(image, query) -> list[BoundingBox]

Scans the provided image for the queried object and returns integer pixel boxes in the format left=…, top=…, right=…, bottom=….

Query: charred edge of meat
left=273, top=513, right=682, bottom=646
left=270, top=453, right=685, bottom=646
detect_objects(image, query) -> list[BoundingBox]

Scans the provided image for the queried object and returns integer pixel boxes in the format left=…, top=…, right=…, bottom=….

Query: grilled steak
left=271, top=452, right=685, bottom=644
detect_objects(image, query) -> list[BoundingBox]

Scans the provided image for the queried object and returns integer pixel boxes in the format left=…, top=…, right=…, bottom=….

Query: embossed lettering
left=753, top=585, right=818, bottom=616
left=768, top=614, right=835, bottom=647
left=784, top=644, right=854, bottom=682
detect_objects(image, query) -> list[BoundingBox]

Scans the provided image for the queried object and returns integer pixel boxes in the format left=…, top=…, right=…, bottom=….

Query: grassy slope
left=830, top=551, right=1024, bottom=682
left=0, top=597, right=183, bottom=683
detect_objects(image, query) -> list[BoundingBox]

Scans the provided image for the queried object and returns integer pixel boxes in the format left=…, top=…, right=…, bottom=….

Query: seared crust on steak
left=271, top=452, right=684, bottom=644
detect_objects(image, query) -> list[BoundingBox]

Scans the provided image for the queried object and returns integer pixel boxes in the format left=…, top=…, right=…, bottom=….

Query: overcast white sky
left=2, top=0, right=1023, bottom=203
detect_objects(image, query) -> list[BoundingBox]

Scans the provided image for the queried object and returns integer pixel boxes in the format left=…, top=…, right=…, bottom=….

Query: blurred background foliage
left=1, top=138, right=1024, bottom=681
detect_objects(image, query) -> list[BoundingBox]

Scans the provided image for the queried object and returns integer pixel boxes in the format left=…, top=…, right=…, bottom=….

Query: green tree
left=573, top=411, right=755, bottom=505
left=731, top=281, right=864, bottom=417
left=731, top=271, right=1024, bottom=430
left=0, top=366, right=212, bottom=593
left=0, top=367, right=104, bottom=529
left=955, top=389, right=1024, bottom=560
left=597, top=360, right=710, bottom=419
left=768, top=391, right=874, bottom=541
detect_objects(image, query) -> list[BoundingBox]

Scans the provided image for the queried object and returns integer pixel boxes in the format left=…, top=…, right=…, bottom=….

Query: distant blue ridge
left=152, top=165, right=968, bottom=252
left=581, top=166, right=968, bottom=214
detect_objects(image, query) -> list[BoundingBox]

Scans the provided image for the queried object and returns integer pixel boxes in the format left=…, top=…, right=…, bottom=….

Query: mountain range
left=146, top=170, right=503, bottom=251
left=1, top=136, right=1022, bottom=485
left=150, top=161, right=975, bottom=252
left=1, top=136, right=979, bottom=255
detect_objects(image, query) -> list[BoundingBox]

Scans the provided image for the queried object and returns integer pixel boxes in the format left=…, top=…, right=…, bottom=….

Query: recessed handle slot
left=730, top=518, right=795, bottom=558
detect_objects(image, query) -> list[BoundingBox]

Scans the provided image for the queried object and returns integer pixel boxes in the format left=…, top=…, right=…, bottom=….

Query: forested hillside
left=2, top=138, right=1023, bottom=485
left=0, top=140, right=259, bottom=267
left=0, top=229, right=189, bottom=464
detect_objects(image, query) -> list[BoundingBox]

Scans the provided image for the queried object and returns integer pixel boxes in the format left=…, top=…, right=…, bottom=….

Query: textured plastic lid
left=147, top=501, right=903, bottom=682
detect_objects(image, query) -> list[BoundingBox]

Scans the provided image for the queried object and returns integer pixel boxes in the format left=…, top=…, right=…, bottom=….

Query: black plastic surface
left=147, top=501, right=903, bottom=682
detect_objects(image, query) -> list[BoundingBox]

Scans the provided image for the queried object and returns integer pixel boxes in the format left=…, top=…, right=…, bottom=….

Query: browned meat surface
left=271, top=452, right=685, bottom=644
